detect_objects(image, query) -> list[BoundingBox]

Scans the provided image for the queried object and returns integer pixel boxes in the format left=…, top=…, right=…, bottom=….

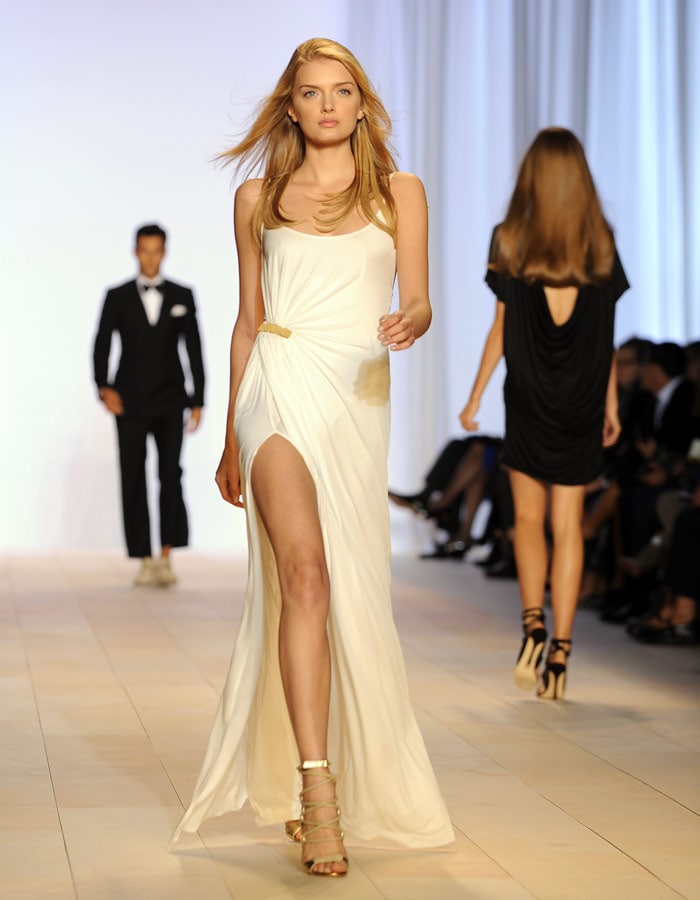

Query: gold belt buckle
left=258, top=322, right=291, bottom=339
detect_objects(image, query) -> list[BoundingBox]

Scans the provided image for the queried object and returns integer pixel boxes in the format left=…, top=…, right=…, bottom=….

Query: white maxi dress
left=170, top=222, right=454, bottom=848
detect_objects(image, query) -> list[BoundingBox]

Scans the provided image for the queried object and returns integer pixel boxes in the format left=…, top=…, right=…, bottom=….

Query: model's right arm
left=215, top=179, right=265, bottom=507
left=459, top=300, right=505, bottom=431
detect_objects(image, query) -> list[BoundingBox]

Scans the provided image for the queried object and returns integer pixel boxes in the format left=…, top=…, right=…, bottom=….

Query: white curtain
left=346, top=0, right=700, bottom=491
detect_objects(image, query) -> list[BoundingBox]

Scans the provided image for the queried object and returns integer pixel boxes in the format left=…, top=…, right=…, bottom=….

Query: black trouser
left=115, top=411, right=188, bottom=558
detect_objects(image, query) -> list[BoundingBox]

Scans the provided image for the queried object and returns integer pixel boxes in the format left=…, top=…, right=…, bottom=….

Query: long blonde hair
left=490, top=127, right=615, bottom=285
left=220, top=38, right=398, bottom=242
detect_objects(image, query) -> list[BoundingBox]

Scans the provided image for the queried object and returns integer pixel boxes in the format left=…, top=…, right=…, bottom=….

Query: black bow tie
left=141, top=282, right=163, bottom=292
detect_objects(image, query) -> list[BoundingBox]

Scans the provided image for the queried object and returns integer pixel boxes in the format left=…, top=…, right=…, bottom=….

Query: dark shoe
left=577, top=592, right=606, bottom=610
left=618, top=537, right=665, bottom=578
left=420, top=540, right=470, bottom=560
left=626, top=615, right=668, bottom=641
left=485, top=555, right=517, bottom=579
left=627, top=619, right=698, bottom=645
left=474, top=541, right=502, bottom=568
left=388, top=490, right=431, bottom=519
left=513, top=607, right=547, bottom=691
left=538, top=638, right=572, bottom=700
left=664, top=622, right=699, bottom=645
left=599, top=588, right=651, bottom=624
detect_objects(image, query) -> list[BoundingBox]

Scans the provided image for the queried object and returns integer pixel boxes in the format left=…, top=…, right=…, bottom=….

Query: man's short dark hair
left=619, top=336, right=654, bottom=362
left=646, top=341, right=686, bottom=379
left=135, top=223, right=167, bottom=244
left=686, top=340, right=700, bottom=363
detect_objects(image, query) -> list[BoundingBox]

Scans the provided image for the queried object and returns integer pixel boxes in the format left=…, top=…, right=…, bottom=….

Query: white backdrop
left=3, top=0, right=698, bottom=554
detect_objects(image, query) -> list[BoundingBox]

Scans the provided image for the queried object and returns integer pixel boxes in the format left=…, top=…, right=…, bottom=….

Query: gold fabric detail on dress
left=258, top=322, right=292, bottom=338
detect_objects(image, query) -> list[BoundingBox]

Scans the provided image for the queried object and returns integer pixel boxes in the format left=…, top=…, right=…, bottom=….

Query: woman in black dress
left=460, top=128, right=629, bottom=698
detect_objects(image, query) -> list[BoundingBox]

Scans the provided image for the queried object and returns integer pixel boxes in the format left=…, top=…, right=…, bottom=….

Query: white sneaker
left=134, top=558, right=158, bottom=587
left=157, top=557, right=177, bottom=586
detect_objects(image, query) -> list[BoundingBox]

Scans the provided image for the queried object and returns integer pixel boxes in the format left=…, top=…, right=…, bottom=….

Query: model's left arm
left=378, top=172, right=431, bottom=351
left=184, top=288, right=205, bottom=432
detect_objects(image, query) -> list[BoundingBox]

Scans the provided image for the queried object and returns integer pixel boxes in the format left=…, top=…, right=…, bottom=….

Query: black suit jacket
left=93, top=278, right=205, bottom=417
left=638, top=379, right=695, bottom=457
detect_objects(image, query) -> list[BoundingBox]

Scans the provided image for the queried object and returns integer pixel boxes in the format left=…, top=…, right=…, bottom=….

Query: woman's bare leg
left=509, top=469, right=548, bottom=614
left=548, top=483, right=587, bottom=664
left=251, top=435, right=346, bottom=875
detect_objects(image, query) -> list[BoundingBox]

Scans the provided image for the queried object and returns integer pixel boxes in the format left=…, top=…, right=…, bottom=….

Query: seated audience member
left=626, top=481, right=700, bottom=645
left=389, top=435, right=503, bottom=559
left=618, top=341, right=694, bottom=551
left=600, top=340, right=696, bottom=621
left=475, top=463, right=518, bottom=578
left=389, top=437, right=482, bottom=523
left=579, top=337, right=652, bottom=604
left=619, top=340, right=700, bottom=576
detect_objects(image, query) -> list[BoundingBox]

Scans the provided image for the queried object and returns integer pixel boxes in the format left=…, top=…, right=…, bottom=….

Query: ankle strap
left=521, top=607, right=545, bottom=623
left=298, top=759, right=330, bottom=772
left=549, top=638, right=572, bottom=655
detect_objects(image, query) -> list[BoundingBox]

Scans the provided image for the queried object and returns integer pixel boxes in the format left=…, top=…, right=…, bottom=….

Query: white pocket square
left=170, top=304, right=188, bottom=317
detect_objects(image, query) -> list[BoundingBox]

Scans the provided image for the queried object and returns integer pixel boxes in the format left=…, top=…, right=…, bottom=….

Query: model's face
left=135, top=235, right=165, bottom=278
left=288, top=57, right=364, bottom=145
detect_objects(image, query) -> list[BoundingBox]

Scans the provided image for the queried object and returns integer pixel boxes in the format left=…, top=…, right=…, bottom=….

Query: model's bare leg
left=251, top=435, right=346, bottom=876
left=508, top=470, right=549, bottom=689
left=509, top=469, right=548, bottom=612
left=547, top=483, right=587, bottom=665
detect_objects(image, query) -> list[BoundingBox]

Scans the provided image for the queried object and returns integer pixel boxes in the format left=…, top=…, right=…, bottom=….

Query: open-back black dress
left=485, top=227, right=630, bottom=485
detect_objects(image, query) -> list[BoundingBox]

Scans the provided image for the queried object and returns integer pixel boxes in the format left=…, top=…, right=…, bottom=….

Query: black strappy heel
left=513, top=607, right=547, bottom=690
left=538, top=638, right=572, bottom=700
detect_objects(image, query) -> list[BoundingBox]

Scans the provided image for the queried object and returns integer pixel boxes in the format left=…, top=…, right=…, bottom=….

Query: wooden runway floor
left=1, top=552, right=698, bottom=899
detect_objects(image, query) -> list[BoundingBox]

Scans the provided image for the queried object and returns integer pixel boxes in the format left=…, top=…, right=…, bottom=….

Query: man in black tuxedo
left=93, top=223, right=205, bottom=586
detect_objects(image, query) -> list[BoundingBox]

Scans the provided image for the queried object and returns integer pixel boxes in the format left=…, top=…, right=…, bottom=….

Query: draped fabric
left=486, top=234, right=630, bottom=484
left=169, top=224, right=454, bottom=848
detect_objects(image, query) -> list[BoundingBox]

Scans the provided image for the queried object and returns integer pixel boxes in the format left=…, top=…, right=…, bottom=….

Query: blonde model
left=169, top=38, right=453, bottom=875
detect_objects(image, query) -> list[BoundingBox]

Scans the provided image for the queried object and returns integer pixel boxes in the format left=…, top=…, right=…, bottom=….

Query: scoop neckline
left=277, top=223, right=374, bottom=239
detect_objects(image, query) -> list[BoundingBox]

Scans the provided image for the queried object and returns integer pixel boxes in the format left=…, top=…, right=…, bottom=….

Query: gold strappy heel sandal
left=284, top=819, right=302, bottom=842
left=297, top=759, right=348, bottom=877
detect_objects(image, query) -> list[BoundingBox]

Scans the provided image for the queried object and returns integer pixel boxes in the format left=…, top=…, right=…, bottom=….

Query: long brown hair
left=219, top=38, right=398, bottom=242
left=490, top=127, right=615, bottom=285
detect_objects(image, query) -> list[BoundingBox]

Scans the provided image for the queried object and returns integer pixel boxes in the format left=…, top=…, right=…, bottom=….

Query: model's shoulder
left=235, top=177, right=264, bottom=207
left=388, top=171, right=426, bottom=199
